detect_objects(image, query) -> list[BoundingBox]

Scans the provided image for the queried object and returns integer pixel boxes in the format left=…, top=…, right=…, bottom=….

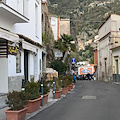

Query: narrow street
left=29, top=81, right=120, bottom=120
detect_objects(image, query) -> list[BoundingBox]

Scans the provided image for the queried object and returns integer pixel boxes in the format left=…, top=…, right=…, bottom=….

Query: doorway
left=24, top=50, right=28, bottom=82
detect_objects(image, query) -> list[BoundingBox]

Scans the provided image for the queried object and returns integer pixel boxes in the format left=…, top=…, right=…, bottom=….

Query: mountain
left=48, top=0, right=120, bottom=41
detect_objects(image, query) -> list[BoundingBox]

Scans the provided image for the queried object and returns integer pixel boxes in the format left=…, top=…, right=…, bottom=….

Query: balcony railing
left=0, top=1, right=29, bottom=23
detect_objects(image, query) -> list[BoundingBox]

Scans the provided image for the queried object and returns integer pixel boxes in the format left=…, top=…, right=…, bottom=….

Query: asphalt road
left=29, top=81, right=120, bottom=120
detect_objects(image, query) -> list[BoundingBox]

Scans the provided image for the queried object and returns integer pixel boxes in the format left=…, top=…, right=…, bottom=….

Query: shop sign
left=55, top=52, right=63, bottom=57
left=8, top=46, right=17, bottom=55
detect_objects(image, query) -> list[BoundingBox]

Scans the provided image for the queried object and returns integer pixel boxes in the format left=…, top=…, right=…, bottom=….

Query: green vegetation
left=49, top=0, right=120, bottom=40
left=79, top=44, right=94, bottom=63
left=54, top=34, right=76, bottom=53
left=25, top=81, right=41, bottom=100
left=50, top=60, right=67, bottom=75
left=6, top=91, right=27, bottom=110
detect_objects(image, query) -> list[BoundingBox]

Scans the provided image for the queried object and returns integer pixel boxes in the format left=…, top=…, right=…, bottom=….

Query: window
left=35, top=3, right=39, bottom=37
left=16, top=51, right=21, bottom=73
left=51, top=19, right=56, bottom=25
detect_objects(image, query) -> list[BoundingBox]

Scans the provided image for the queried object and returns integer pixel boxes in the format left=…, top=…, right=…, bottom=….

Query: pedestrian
left=73, top=73, right=76, bottom=83
left=86, top=73, right=91, bottom=80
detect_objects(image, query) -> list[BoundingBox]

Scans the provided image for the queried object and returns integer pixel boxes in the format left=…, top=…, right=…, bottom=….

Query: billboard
left=78, top=66, right=94, bottom=75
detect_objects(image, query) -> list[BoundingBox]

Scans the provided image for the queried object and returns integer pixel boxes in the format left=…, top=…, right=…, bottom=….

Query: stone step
left=0, top=94, right=7, bottom=109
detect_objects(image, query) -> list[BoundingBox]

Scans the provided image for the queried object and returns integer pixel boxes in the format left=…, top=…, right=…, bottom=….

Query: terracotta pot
left=62, top=87, right=68, bottom=95
left=5, top=107, right=28, bottom=120
left=68, top=85, right=72, bottom=91
left=55, top=90, right=61, bottom=99
left=43, top=93, right=49, bottom=105
left=27, top=97, right=42, bottom=113
left=71, top=83, right=74, bottom=89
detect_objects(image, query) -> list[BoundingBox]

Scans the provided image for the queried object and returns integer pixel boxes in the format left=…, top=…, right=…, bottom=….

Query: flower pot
left=71, top=83, right=74, bottom=89
left=27, top=97, right=42, bottom=113
left=43, top=93, right=49, bottom=106
left=68, top=85, right=72, bottom=91
left=5, top=107, right=28, bottom=120
left=62, top=87, right=68, bottom=95
left=55, top=90, right=61, bottom=99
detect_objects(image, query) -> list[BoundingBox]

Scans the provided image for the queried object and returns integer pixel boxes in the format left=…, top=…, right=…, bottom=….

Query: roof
left=18, top=34, right=44, bottom=48
left=98, top=13, right=120, bottom=30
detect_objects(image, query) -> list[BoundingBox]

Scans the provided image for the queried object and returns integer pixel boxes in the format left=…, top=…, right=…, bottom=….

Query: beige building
left=49, top=16, right=70, bottom=41
left=59, top=18, right=70, bottom=36
left=98, top=14, right=120, bottom=82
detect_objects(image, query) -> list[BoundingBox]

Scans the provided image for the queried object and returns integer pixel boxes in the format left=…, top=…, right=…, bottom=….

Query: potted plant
left=42, top=80, right=50, bottom=105
left=62, top=75, right=68, bottom=95
left=25, top=81, right=41, bottom=113
left=54, top=77, right=61, bottom=99
left=66, top=75, right=73, bottom=91
left=5, top=91, right=28, bottom=120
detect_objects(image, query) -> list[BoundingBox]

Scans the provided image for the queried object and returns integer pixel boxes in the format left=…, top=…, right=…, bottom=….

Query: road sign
left=72, top=58, right=76, bottom=64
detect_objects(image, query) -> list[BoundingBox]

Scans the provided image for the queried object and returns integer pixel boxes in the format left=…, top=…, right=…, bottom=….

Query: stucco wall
left=14, top=0, right=42, bottom=44
left=98, top=35, right=112, bottom=81
left=59, top=19, right=70, bottom=36
left=8, top=75, right=24, bottom=92
left=0, top=58, right=8, bottom=93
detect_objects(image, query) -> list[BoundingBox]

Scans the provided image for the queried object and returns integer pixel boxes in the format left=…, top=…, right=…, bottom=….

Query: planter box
left=55, top=90, right=61, bottom=99
left=27, top=97, right=42, bottom=113
left=62, top=87, right=68, bottom=95
left=43, top=93, right=49, bottom=106
left=5, top=107, right=28, bottom=120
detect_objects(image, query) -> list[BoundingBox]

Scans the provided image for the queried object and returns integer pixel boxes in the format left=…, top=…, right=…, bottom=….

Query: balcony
left=0, top=1, right=29, bottom=23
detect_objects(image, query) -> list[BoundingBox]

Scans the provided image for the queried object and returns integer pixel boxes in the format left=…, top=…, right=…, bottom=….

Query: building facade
left=0, top=0, right=43, bottom=93
left=98, top=14, right=120, bottom=82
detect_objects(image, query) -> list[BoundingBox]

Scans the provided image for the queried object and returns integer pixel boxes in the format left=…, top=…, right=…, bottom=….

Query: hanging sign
left=8, top=46, right=17, bottom=55
left=55, top=52, right=63, bottom=57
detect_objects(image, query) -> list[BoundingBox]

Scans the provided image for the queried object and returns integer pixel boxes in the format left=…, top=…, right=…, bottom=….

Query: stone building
left=98, top=14, right=120, bottom=82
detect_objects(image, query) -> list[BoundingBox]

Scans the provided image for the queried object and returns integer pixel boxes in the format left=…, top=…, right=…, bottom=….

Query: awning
left=22, top=41, right=37, bottom=53
left=18, top=34, right=43, bottom=48
left=0, top=28, right=19, bottom=42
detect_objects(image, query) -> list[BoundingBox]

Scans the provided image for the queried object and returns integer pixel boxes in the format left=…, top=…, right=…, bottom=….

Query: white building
left=0, top=0, right=43, bottom=93
left=49, top=16, right=60, bottom=41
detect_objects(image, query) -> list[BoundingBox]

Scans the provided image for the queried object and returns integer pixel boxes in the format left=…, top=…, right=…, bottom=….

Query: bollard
left=41, top=77, right=43, bottom=106
left=53, top=76, right=55, bottom=99
left=21, top=79, right=25, bottom=91
left=61, top=76, right=62, bottom=95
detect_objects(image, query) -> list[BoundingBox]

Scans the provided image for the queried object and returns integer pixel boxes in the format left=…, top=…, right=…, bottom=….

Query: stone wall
left=8, top=76, right=24, bottom=92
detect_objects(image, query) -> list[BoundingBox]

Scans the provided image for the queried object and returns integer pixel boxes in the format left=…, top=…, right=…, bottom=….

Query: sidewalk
left=0, top=85, right=75, bottom=120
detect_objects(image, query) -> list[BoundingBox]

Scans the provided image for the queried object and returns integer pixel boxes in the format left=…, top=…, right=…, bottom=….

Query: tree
left=50, top=60, right=67, bottom=75
left=54, top=34, right=76, bottom=53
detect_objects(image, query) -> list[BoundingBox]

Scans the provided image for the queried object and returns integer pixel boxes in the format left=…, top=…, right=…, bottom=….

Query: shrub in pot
left=62, top=75, right=68, bottom=95
left=65, top=75, right=73, bottom=91
left=25, top=81, right=41, bottom=113
left=5, top=91, right=28, bottom=120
